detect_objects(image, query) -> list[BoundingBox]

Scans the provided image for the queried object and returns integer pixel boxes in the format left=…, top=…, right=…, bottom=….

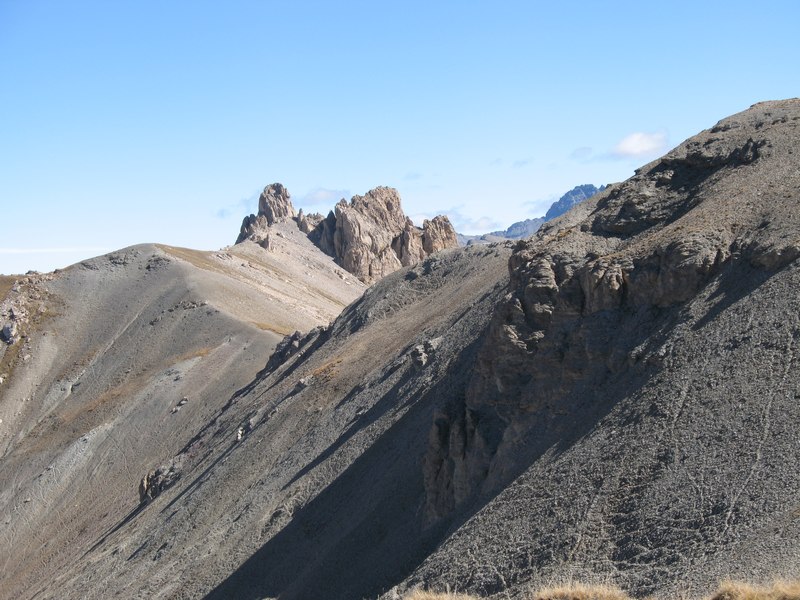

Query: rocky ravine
left=238, top=183, right=459, bottom=284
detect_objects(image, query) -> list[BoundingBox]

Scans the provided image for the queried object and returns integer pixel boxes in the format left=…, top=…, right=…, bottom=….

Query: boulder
left=1, top=322, right=17, bottom=344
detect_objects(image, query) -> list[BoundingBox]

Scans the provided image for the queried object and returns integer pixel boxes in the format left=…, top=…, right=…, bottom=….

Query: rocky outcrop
left=422, top=215, right=459, bottom=254
left=296, top=209, right=324, bottom=234
left=258, top=183, right=295, bottom=224
left=323, top=188, right=459, bottom=283
left=236, top=183, right=459, bottom=284
left=330, top=187, right=407, bottom=282
left=424, top=99, right=800, bottom=519
left=393, top=217, right=427, bottom=267
left=236, top=183, right=297, bottom=246
left=138, top=459, right=182, bottom=504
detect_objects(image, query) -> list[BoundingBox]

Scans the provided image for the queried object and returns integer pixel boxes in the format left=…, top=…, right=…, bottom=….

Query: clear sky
left=1, top=1, right=798, bottom=274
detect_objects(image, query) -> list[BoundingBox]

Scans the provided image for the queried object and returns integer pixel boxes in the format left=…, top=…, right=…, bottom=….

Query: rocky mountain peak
left=258, top=183, right=296, bottom=225
left=236, top=183, right=459, bottom=284
left=236, top=183, right=298, bottom=247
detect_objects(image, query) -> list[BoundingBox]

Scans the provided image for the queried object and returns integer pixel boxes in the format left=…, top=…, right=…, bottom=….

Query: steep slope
left=400, top=99, right=800, bottom=597
left=0, top=233, right=363, bottom=599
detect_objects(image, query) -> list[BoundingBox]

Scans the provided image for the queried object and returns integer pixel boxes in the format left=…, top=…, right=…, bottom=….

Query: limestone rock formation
left=323, top=188, right=459, bottom=283
left=258, top=183, right=295, bottom=224
left=236, top=183, right=459, bottom=284
left=393, top=217, right=427, bottom=267
left=296, top=209, right=324, bottom=234
left=422, top=215, right=459, bottom=254
left=331, top=187, right=408, bottom=282
left=236, top=183, right=297, bottom=246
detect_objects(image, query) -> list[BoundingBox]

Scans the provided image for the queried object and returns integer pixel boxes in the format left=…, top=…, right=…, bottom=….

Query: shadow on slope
left=203, top=337, right=485, bottom=600
left=201, top=304, right=699, bottom=600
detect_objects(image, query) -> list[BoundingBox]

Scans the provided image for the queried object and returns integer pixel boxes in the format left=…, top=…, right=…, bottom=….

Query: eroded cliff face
left=424, top=99, right=800, bottom=519
left=237, top=184, right=459, bottom=284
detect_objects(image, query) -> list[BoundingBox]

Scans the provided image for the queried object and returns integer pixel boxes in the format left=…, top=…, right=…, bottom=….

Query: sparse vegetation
left=403, top=591, right=478, bottom=600
left=311, top=357, right=343, bottom=382
left=0, top=275, right=17, bottom=300
left=252, top=321, right=296, bottom=336
left=402, top=581, right=800, bottom=600
left=532, top=582, right=632, bottom=600
left=708, top=581, right=800, bottom=600
left=157, top=244, right=228, bottom=275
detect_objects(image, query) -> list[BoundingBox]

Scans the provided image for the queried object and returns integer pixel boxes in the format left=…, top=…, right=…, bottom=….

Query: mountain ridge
left=0, top=99, right=798, bottom=599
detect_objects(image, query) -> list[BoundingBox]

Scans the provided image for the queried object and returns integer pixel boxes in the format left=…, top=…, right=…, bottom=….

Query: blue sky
left=1, top=1, right=798, bottom=274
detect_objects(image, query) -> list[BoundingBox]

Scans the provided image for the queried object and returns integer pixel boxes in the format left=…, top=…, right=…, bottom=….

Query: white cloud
left=612, top=132, right=667, bottom=157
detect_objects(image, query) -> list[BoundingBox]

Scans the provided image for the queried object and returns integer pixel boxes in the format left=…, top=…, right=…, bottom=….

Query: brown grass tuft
left=172, top=346, right=213, bottom=362
left=708, top=581, right=800, bottom=600
left=533, top=583, right=633, bottom=600
left=157, top=244, right=226, bottom=275
left=0, top=275, right=17, bottom=300
left=403, top=591, right=478, bottom=600
left=252, top=321, right=296, bottom=336
left=403, top=581, right=800, bottom=600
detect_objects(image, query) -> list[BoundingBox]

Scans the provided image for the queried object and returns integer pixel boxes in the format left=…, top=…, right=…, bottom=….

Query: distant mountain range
left=457, top=183, right=606, bottom=245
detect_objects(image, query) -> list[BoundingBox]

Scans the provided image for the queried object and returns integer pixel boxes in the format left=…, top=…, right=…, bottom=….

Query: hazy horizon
left=2, top=1, right=799, bottom=274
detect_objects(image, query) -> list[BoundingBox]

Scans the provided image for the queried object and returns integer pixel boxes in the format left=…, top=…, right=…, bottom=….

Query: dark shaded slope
left=399, top=99, right=800, bottom=597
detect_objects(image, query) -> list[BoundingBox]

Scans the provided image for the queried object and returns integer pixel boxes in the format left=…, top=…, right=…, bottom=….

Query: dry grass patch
left=252, top=321, right=296, bottom=336
left=0, top=275, right=17, bottom=300
left=708, top=581, right=800, bottom=600
left=312, top=357, right=343, bottom=382
left=171, top=346, right=213, bottom=362
left=404, top=591, right=478, bottom=600
left=532, top=583, right=633, bottom=600
left=157, top=244, right=227, bottom=275
left=403, top=581, right=800, bottom=600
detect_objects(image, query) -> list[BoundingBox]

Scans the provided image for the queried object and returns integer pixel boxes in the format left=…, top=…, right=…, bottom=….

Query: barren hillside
left=0, top=231, right=363, bottom=599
